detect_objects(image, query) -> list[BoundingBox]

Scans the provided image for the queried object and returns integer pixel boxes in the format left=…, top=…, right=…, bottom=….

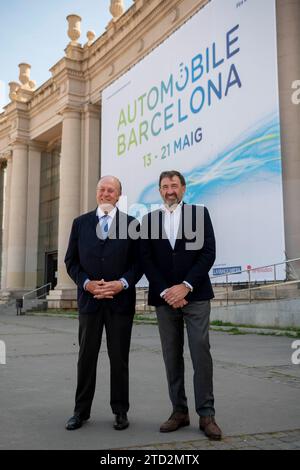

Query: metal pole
left=248, top=269, right=251, bottom=303
left=274, top=264, right=277, bottom=300
left=226, top=274, right=229, bottom=306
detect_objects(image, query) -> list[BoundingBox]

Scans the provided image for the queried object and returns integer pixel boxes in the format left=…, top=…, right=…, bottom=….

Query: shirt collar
left=97, top=206, right=117, bottom=219
left=160, top=200, right=183, bottom=214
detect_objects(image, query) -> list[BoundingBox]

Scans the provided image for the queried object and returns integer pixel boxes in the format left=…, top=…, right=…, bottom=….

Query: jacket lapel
left=159, top=209, right=168, bottom=241
left=174, top=202, right=185, bottom=251
left=107, top=208, right=119, bottom=240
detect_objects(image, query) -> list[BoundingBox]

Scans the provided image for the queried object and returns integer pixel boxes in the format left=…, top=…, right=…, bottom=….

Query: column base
left=0, top=289, right=33, bottom=301
left=0, top=290, right=12, bottom=303
left=47, top=288, right=78, bottom=310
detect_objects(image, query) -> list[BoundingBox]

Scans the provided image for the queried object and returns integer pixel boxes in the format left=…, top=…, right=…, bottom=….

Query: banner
left=101, top=0, right=285, bottom=282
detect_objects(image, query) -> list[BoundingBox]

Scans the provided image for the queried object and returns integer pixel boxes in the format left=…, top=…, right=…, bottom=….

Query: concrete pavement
left=0, top=311, right=299, bottom=450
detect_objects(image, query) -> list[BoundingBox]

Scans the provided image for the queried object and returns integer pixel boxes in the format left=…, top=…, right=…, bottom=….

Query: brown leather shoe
left=160, top=411, right=190, bottom=433
left=200, top=416, right=222, bottom=440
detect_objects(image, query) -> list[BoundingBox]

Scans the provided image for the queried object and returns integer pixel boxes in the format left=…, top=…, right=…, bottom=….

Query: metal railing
left=211, top=257, right=300, bottom=305
left=22, top=283, right=52, bottom=313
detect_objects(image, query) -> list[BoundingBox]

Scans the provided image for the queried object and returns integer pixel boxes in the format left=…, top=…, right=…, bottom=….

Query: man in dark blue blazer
left=65, top=176, right=141, bottom=431
left=140, top=170, right=222, bottom=440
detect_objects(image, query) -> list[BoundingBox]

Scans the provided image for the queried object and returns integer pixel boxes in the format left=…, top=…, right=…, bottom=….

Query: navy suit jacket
left=65, top=209, right=141, bottom=314
left=140, top=203, right=216, bottom=306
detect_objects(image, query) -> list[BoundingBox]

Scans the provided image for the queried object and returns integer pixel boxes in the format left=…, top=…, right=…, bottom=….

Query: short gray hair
left=97, top=175, right=122, bottom=194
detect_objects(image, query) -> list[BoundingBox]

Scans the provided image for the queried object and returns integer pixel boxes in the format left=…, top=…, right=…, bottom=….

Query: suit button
left=101, top=258, right=104, bottom=261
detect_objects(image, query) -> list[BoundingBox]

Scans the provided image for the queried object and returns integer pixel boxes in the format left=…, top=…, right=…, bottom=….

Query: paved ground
left=0, top=311, right=299, bottom=450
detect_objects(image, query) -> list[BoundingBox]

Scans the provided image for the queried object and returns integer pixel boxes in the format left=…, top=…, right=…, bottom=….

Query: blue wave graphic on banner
left=137, top=114, right=282, bottom=206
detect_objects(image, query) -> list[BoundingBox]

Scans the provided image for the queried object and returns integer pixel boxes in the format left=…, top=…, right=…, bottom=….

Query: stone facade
left=0, top=0, right=299, bottom=307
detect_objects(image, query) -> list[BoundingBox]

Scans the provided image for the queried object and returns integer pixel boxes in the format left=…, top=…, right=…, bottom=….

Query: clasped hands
left=86, top=280, right=190, bottom=307
left=162, top=283, right=190, bottom=309
left=86, top=279, right=124, bottom=299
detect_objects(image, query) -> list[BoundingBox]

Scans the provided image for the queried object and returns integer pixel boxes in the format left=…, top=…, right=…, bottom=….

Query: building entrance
left=45, top=251, right=58, bottom=289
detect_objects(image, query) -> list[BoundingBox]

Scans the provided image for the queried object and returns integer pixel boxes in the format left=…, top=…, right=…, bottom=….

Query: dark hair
left=159, top=171, right=186, bottom=187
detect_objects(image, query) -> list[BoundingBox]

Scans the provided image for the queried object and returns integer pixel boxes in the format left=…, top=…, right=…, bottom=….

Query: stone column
left=276, top=0, right=300, bottom=275
left=48, top=108, right=81, bottom=308
left=81, top=104, right=100, bottom=212
left=0, top=162, right=6, bottom=291
left=24, top=144, right=42, bottom=289
left=0, top=153, right=12, bottom=293
left=6, top=142, right=28, bottom=291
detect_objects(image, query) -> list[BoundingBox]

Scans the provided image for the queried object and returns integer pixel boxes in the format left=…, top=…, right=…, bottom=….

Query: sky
left=0, top=0, right=133, bottom=112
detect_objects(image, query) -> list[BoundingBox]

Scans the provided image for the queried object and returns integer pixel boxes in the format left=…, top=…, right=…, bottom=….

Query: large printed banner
left=101, top=0, right=285, bottom=282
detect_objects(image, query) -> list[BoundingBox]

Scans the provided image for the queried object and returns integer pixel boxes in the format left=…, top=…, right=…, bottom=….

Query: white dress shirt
left=161, top=201, right=183, bottom=250
left=160, top=201, right=193, bottom=297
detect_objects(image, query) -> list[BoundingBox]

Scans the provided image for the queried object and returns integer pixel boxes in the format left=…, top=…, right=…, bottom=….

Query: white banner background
left=101, top=0, right=285, bottom=282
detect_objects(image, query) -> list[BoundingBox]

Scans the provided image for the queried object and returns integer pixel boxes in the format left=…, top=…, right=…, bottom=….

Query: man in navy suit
left=65, top=176, right=141, bottom=431
left=141, top=170, right=222, bottom=440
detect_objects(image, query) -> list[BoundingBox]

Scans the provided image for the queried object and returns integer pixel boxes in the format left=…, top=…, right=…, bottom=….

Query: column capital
left=11, top=139, right=29, bottom=151
left=83, top=103, right=101, bottom=119
left=58, top=105, right=82, bottom=118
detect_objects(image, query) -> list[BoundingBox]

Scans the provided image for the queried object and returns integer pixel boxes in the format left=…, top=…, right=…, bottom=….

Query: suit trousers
left=156, top=300, right=215, bottom=417
left=74, top=304, right=134, bottom=418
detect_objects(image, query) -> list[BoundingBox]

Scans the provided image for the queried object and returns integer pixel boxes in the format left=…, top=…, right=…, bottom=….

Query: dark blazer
left=65, top=209, right=141, bottom=314
left=140, top=203, right=216, bottom=306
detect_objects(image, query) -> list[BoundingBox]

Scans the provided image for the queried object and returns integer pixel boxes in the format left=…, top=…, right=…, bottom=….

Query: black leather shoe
left=113, top=412, right=129, bottom=430
left=65, top=414, right=89, bottom=431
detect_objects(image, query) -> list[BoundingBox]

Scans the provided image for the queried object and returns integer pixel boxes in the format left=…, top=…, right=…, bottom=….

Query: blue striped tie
left=100, top=214, right=109, bottom=240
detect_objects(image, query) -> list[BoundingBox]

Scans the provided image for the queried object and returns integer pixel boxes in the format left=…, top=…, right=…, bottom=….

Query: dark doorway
left=45, top=251, right=58, bottom=289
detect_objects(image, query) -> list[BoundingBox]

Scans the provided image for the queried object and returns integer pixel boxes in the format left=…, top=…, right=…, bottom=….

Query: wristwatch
left=183, top=281, right=193, bottom=292
left=119, top=278, right=128, bottom=290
